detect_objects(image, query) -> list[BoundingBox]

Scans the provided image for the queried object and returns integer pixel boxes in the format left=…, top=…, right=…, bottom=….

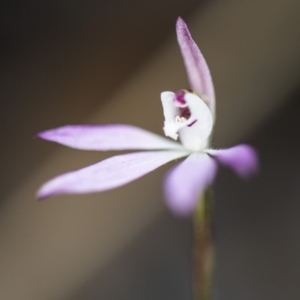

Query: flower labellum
left=36, top=17, right=258, bottom=216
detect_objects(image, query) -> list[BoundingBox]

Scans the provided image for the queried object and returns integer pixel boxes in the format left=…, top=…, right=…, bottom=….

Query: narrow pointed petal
left=37, top=150, right=188, bottom=199
left=164, top=153, right=217, bottom=216
left=176, top=17, right=215, bottom=115
left=207, top=145, right=258, bottom=178
left=37, top=124, right=183, bottom=151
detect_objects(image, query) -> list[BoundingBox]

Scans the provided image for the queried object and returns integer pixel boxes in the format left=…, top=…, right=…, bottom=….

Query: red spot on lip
left=180, top=107, right=191, bottom=119
left=175, top=90, right=187, bottom=105
left=175, top=89, right=197, bottom=125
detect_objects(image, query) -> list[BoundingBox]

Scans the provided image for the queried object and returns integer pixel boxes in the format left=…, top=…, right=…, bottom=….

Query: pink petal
left=164, top=153, right=217, bottom=216
left=37, top=124, right=183, bottom=151
left=176, top=17, right=215, bottom=115
left=37, top=150, right=188, bottom=199
left=207, top=145, right=258, bottom=178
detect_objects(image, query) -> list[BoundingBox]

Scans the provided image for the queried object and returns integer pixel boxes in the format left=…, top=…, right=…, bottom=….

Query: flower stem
left=193, top=191, right=214, bottom=300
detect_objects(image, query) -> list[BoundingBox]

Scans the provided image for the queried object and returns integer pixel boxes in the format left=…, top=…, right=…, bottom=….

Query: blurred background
left=1, top=0, right=300, bottom=299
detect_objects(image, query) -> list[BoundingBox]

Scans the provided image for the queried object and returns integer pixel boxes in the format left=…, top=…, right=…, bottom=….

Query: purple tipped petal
left=37, top=150, right=188, bottom=199
left=207, top=145, right=258, bottom=178
left=164, top=153, right=217, bottom=216
left=37, top=124, right=183, bottom=151
left=176, top=17, right=215, bottom=115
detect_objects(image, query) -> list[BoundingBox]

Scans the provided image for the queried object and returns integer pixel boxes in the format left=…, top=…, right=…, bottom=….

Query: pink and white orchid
left=36, top=17, right=258, bottom=216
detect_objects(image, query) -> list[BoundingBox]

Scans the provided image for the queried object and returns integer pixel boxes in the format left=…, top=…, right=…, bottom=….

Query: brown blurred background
left=1, top=0, right=300, bottom=299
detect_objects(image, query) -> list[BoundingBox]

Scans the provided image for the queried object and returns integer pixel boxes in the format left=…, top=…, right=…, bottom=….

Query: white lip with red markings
left=161, top=89, right=213, bottom=152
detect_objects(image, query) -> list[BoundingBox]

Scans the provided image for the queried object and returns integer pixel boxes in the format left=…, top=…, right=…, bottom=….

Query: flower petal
left=161, top=91, right=194, bottom=141
left=37, top=124, right=183, bottom=151
left=161, top=91, right=213, bottom=151
left=164, top=153, right=217, bottom=216
left=37, top=150, right=188, bottom=199
left=161, top=91, right=177, bottom=123
left=178, top=92, right=213, bottom=151
left=161, top=91, right=181, bottom=140
left=207, top=145, right=258, bottom=178
left=176, top=17, right=216, bottom=116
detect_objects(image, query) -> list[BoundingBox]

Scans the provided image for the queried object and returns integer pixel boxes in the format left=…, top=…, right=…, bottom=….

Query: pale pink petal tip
left=164, top=153, right=217, bottom=216
left=207, top=145, right=258, bottom=178
left=176, top=17, right=215, bottom=115
left=37, top=150, right=188, bottom=200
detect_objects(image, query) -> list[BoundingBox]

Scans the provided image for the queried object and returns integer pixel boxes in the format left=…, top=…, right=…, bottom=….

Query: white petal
left=160, top=91, right=213, bottom=150
left=178, top=93, right=213, bottom=151
left=161, top=91, right=186, bottom=140
left=161, top=91, right=177, bottom=122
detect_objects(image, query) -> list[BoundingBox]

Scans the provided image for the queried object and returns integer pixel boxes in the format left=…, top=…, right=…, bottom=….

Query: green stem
left=193, top=191, right=214, bottom=300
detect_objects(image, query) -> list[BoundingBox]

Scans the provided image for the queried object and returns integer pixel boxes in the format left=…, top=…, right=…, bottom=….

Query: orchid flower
left=36, top=17, right=258, bottom=216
